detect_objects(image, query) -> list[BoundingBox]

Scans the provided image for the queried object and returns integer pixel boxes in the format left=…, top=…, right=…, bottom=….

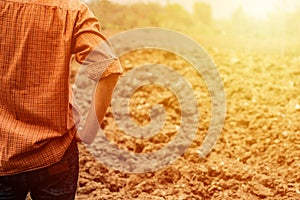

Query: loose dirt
left=71, top=39, right=300, bottom=200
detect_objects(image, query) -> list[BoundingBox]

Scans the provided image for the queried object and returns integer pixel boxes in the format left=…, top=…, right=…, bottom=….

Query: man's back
left=0, top=0, right=117, bottom=175
left=0, top=1, right=122, bottom=198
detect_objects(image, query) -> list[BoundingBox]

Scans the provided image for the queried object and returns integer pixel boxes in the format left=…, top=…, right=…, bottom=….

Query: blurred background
left=84, top=0, right=300, bottom=55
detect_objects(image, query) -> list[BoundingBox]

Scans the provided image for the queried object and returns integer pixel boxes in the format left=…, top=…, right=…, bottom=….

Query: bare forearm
left=77, top=73, right=120, bottom=144
left=94, top=73, right=120, bottom=123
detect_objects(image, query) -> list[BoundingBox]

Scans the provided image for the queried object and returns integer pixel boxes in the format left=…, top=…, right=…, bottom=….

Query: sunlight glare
left=241, top=0, right=279, bottom=19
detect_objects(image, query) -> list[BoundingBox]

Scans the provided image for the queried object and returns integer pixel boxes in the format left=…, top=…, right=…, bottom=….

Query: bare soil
left=72, top=39, right=300, bottom=200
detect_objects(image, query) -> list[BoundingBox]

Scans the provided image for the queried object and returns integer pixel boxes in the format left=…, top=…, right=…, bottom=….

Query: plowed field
left=72, top=34, right=300, bottom=200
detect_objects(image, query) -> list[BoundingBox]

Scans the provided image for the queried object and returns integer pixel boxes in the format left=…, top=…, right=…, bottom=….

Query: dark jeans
left=0, top=140, right=79, bottom=200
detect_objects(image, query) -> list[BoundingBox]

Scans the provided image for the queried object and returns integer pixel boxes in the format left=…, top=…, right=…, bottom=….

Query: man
left=0, top=0, right=122, bottom=199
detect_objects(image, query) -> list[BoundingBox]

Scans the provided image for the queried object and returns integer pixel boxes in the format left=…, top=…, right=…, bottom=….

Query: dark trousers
left=0, top=140, right=79, bottom=200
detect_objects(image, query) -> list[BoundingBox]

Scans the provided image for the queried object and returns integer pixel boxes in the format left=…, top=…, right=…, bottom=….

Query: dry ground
left=71, top=34, right=300, bottom=200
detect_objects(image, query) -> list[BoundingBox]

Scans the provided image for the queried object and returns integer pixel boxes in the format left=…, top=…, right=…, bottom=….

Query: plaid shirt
left=0, top=0, right=122, bottom=175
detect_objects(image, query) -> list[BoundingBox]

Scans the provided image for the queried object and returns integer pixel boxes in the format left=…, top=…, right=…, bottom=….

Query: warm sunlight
left=63, top=0, right=300, bottom=199
left=241, top=0, right=281, bottom=19
left=111, top=0, right=299, bottom=20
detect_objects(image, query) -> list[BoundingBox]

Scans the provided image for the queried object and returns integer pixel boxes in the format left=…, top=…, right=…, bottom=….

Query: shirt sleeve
left=72, top=3, right=123, bottom=81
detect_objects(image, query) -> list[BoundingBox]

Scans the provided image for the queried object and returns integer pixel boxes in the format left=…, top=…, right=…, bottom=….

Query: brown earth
left=71, top=35, right=300, bottom=200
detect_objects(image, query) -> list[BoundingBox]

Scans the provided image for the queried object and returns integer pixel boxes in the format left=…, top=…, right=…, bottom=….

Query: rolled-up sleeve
left=72, top=3, right=123, bottom=81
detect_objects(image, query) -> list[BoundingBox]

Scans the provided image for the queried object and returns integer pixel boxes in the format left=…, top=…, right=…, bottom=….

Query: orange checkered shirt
left=0, top=0, right=123, bottom=175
